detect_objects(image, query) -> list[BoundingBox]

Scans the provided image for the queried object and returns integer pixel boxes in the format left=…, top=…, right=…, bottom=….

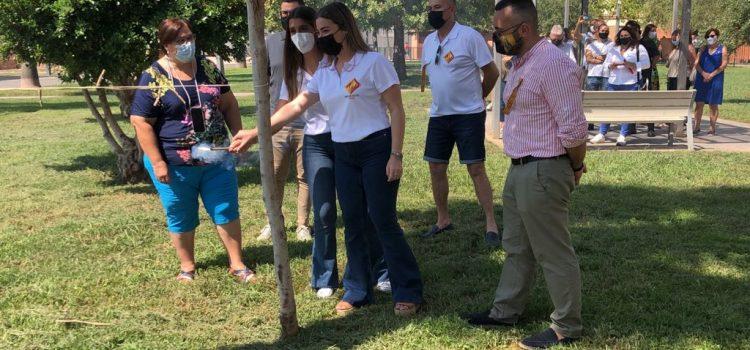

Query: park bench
left=582, top=90, right=696, bottom=151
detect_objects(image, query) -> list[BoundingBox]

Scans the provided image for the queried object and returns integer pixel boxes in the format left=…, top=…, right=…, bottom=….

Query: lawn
left=0, top=68, right=749, bottom=349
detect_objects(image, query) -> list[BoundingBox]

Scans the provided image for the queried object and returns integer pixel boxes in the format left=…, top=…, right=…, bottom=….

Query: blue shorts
left=424, top=111, right=486, bottom=164
left=144, top=156, right=240, bottom=234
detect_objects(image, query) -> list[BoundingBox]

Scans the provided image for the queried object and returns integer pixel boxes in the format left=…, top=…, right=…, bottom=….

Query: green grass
left=0, top=69, right=749, bottom=349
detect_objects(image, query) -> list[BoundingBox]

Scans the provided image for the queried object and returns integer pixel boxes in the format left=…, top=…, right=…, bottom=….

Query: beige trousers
left=490, top=157, right=583, bottom=338
left=272, top=126, right=310, bottom=227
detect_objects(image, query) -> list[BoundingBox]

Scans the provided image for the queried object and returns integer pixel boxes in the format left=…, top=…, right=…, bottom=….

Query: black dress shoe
left=421, top=223, right=454, bottom=238
left=462, top=310, right=517, bottom=327
left=485, top=231, right=501, bottom=247
left=519, top=328, right=579, bottom=349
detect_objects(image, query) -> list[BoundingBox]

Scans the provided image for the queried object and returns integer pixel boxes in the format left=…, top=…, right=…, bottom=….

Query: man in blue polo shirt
left=421, top=0, right=501, bottom=246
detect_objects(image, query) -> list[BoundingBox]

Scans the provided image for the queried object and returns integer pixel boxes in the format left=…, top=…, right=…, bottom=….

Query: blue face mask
left=175, top=41, right=195, bottom=63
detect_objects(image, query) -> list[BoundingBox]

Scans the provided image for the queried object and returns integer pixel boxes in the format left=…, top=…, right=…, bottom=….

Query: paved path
left=0, top=76, right=62, bottom=88
left=488, top=119, right=750, bottom=153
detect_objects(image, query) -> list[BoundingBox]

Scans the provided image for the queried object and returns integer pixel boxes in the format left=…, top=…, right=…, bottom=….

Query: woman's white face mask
left=292, top=32, right=315, bottom=54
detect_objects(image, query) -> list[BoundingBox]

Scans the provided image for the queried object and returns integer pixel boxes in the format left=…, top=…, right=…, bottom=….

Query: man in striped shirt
left=463, top=1, right=589, bottom=349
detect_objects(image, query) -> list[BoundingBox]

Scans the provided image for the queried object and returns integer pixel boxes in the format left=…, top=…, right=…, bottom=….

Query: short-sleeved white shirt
left=604, top=44, right=651, bottom=85
left=422, top=23, right=493, bottom=117
left=307, top=52, right=399, bottom=143
left=279, top=68, right=330, bottom=136
left=585, top=40, right=614, bottom=77
left=548, top=39, right=577, bottom=62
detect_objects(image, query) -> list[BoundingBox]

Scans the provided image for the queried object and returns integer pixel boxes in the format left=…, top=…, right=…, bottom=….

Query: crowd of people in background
left=128, top=0, right=731, bottom=348
left=545, top=16, right=728, bottom=145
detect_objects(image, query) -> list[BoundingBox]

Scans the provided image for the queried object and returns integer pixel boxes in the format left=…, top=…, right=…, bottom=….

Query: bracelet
left=390, top=151, right=403, bottom=161
left=572, top=163, right=585, bottom=172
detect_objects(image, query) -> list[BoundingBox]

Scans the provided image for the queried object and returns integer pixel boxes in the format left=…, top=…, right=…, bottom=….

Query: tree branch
left=96, top=88, right=133, bottom=148
left=82, top=89, right=123, bottom=155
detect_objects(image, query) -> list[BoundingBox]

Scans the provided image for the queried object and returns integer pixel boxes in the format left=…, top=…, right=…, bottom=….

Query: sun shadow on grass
left=44, top=153, right=117, bottom=174
left=0, top=99, right=94, bottom=114
left=221, top=184, right=750, bottom=348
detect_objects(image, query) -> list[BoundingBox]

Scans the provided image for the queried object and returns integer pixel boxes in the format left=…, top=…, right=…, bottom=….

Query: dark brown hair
left=705, top=28, right=720, bottom=38
left=284, top=6, right=317, bottom=99
left=316, top=2, right=371, bottom=56
left=615, top=26, right=639, bottom=49
left=158, top=18, right=192, bottom=55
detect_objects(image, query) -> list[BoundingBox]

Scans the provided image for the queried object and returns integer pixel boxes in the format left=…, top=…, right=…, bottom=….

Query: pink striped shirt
left=503, top=39, right=588, bottom=159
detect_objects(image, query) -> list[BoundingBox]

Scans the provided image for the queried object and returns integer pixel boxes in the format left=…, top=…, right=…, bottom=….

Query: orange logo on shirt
left=444, top=51, right=455, bottom=64
left=345, top=78, right=361, bottom=95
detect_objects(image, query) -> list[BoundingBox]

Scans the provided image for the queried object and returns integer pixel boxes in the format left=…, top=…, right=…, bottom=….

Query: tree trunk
left=20, top=60, right=41, bottom=88
left=246, top=0, right=300, bottom=338
left=392, top=14, right=408, bottom=80
left=82, top=89, right=146, bottom=184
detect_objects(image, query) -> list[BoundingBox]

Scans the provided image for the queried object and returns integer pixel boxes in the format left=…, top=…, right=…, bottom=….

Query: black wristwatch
left=572, top=163, right=585, bottom=172
left=390, top=151, right=404, bottom=161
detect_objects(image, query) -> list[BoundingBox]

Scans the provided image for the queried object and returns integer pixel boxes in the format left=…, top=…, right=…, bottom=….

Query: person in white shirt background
left=548, top=24, right=577, bottom=62
left=584, top=23, right=612, bottom=92
left=420, top=0, right=502, bottom=246
left=233, top=2, right=423, bottom=317
left=590, top=26, right=650, bottom=147
left=257, top=0, right=312, bottom=242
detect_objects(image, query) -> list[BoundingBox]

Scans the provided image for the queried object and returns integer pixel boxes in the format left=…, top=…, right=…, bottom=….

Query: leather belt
left=510, top=154, right=568, bottom=166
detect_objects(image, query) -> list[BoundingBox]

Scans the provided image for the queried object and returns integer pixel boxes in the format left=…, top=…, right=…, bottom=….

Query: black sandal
left=420, top=223, right=454, bottom=239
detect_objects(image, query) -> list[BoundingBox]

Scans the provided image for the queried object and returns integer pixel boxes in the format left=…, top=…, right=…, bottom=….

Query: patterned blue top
left=131, top=56, right=231, bottom=165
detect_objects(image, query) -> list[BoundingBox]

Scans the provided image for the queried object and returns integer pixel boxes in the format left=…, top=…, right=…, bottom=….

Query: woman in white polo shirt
left=232, top=2, right=422, bottom=317
left=229, top=6, right=389, bottom=301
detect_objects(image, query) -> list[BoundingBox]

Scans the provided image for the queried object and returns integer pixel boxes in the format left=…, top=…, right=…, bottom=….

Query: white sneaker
left=616, top=135, right=627, bottom=146
left=296, top=225, right=312, bottom=241
left=375, top=280, right=392, bottom=293
left=257, top=224, right=271, bottom=241
left=316, top=288, right=335, bottom=299
left=589, top=133, right=606, bottom=144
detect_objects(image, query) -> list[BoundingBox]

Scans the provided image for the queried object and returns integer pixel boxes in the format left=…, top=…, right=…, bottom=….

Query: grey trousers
left=490, top=157, right=583, bottom=338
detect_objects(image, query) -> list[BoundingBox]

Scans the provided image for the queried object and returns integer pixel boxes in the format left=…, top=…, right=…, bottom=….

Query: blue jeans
left=334, top=128, right=423, bottom=305
left=585, top=76, right=607, bottom=91
left=599, top=83, right=639, bottom=136
left=303, top=132, right=388, bottom=290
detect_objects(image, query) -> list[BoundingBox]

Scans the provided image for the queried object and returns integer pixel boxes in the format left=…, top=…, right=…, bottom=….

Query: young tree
left=247, top=0, right=300, bottom=339
left=0, top=0, right=248, bottom=183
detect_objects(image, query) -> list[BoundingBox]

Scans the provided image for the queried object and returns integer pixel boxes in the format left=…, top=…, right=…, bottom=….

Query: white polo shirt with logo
left=306, top=51, right=399, bottom=143
left=422, top=22, right=494, bottom=118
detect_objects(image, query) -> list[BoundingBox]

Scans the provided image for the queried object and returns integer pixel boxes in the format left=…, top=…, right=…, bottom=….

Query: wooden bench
left=582, top=90, right=696, bottom=150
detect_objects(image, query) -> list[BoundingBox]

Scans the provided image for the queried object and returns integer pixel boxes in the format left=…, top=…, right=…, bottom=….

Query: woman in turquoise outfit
left=693, top=28, right=728, bottom=135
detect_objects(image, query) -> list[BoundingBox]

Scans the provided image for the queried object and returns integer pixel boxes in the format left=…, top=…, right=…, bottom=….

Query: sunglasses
left=435, top=45, right=442, bottom=65
left=503, top=79, right=524, bottom=115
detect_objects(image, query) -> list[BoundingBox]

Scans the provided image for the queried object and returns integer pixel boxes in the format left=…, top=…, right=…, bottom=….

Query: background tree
left=0, top=0, right=249, bottom=183
left=636, top=0, right=749, bottom=52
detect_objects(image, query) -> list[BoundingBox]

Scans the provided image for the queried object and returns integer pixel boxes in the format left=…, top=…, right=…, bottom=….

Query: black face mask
left=551, top=39, right=563, bottom=46
left=493, top=27, right=523, bottom=56
left=428, top=10, right=446, bottom=30
left=618, top=37, right=632, bottom=46
left=317, top=32, right=343, bottom=56
left=280, top=17, right=289, bottom=31
left=599, top=32, right=609, bottom=40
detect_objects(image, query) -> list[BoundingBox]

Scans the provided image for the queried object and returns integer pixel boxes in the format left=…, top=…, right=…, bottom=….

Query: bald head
left=494, top=0, right=538, bottom=28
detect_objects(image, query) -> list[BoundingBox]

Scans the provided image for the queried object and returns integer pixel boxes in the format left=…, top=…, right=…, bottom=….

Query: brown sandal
left=229, top=268, right=257, bottom=283
left=394, top=302, right=421, bottom=317
left=335, top=301, right=357, bottom=316
left=176, top=270, right=195, bottom=283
